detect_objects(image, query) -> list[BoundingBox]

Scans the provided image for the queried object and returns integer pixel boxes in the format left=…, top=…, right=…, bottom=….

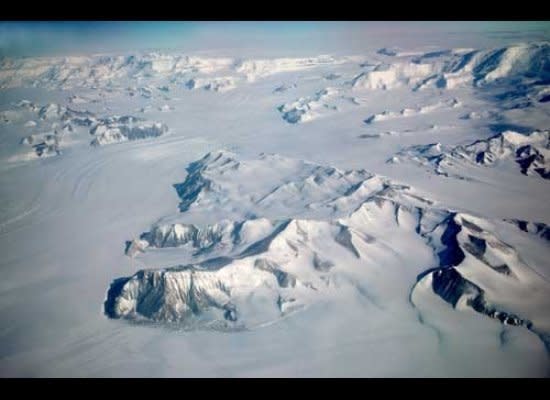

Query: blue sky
left=1, top=21, right=548, bottom=57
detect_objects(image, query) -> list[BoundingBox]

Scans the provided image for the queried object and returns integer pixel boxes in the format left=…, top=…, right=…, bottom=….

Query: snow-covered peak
left=391, top=130, right=550, bottom=180
left=171, top=151, right=399, bottom=221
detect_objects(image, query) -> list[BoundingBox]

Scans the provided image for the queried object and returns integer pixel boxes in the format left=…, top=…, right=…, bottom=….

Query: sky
left=1, top=21, right=549, bottom=58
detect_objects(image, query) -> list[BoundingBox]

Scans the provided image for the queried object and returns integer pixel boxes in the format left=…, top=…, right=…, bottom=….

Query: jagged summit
left=390, top=130, right=550, bottom=180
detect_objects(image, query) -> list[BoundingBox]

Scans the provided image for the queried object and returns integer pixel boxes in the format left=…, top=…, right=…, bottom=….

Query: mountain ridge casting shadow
left=104, top=276, right=131, bottom=318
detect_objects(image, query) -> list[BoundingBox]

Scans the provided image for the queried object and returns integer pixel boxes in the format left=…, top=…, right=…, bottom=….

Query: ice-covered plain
left=1, top=22, right=550, bottom=377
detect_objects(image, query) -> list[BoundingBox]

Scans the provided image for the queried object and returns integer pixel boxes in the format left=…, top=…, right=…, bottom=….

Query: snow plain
left=0, top=27, right=549, bottom=377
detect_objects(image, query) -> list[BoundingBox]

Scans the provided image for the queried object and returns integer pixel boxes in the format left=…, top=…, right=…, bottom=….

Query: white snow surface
left=1, top=34, right=550, bottom=377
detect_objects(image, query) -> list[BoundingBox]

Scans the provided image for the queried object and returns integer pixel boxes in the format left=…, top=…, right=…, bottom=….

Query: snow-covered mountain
left=90, top=116, right=168, bottom=146
left=1, top=32, right=549, bottom=377
left=106, top=152, right=550, bottom=353
left=390, top=130, right=549, bottom=180
left=0, top=54, right=351, bottom=90
left=1, top=42, right=547, bottom=95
